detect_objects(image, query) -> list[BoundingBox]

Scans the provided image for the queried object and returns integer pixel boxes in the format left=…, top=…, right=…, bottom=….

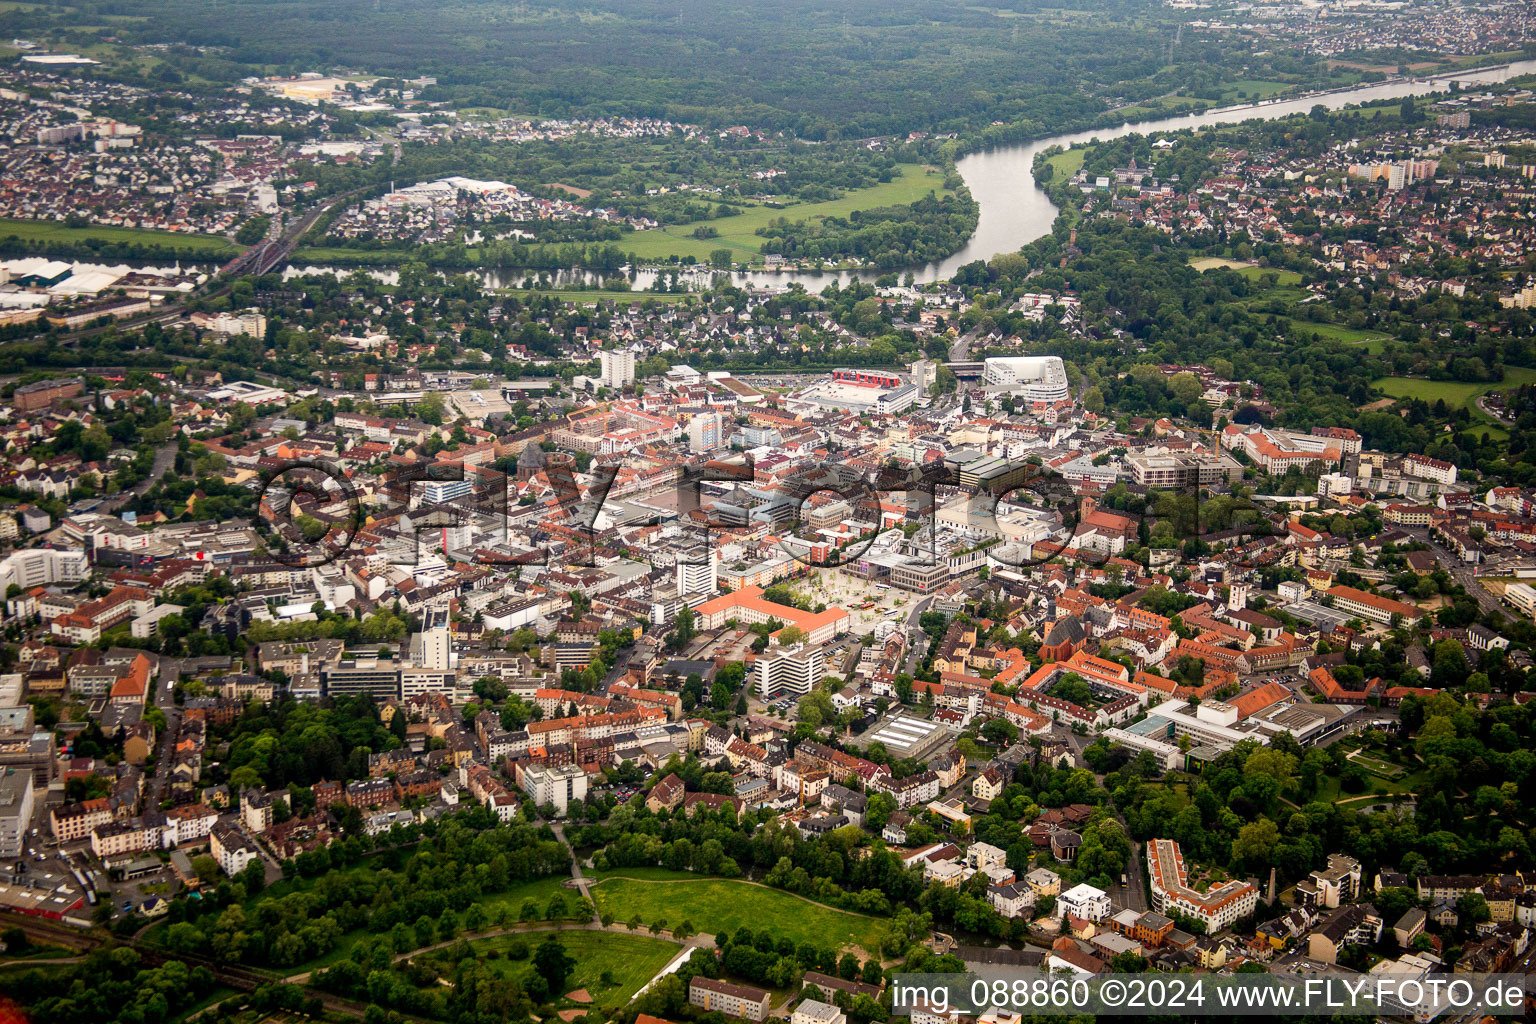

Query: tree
left=1082, top=385, right=1105, bottom=414
left=1231, top=818, right=1280, bottom=869
left=533, top=936, right=577, bottom=994
left=797, top=690, right=835, bottom=728
left=1169, top=372, right=1204, bottom=405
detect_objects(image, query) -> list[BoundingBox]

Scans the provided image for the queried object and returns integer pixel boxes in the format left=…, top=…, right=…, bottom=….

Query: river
left=289, top=58, right=1536, bottom=293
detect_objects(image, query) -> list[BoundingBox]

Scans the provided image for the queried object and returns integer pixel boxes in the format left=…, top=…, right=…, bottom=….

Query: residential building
left=1147, top=838, right=1257, bottom=932
left=521, top=763, right=588, bottom=815
left=690, top=977, right=771, bottom=1021
left=209, top=823, right=261, bottom=877
left=0, top=770, right=33, bottom=858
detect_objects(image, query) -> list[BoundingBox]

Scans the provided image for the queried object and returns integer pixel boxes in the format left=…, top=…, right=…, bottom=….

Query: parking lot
left=3, top=831, right=93, bottom=920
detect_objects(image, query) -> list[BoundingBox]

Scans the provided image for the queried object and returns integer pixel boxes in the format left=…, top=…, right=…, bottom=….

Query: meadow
left=621, top=164, right=954, bottom=265
left=588, top=874, right=885, bottom=951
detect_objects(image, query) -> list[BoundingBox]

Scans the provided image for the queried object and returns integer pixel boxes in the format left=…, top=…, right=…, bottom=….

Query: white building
left=1147, top=838, right=1257, bottom=932
left=1403, top=454, right=1457, bottom=486
left=409, top=626, right=453, bottom=670
left=981, top=356, right=1070, bottom=404
left=599, top=349, right=636, bottom=389
left=0, top=769, right=33, bottom=858
left=676, top=551, right=718, bottom=599
left=1317, top=473, right=1352, bottom=499
left=791, top=1000, right=846, bottom=1024
left=755, top=643, right=823, bottom=700
left=1057, top=882, right=1112, bottom=921
left=521, top=763, right=588, bottom=815
left=1100, top=726, right=1183, bottom=770
left=209, top=823, right=261, bottom=877
left=0, top=547, right=89, bottom=593
left=689, top=411, right=725, bottom=452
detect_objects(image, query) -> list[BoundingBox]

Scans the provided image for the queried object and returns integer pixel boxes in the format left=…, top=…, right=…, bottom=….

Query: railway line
left=0, top=911, right=431, bottom=1021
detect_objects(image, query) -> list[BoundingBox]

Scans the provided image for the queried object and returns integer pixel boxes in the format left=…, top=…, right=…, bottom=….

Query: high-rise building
left=598, top=349, right=635, bottom=389
left=0, top=769, right=34, bottom=858
left=688, top=411, right=724, bottom=452
left=909, top=358, right=937, bottom=392
left=755, top=643, right=824, bottom=699
left=409, top=626, right=453, bottom=670
left=676, top=549, right=718, bottom=599
left=521, top=763, right=588, bottom=815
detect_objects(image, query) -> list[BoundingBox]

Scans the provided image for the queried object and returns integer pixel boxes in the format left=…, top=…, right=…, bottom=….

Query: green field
left=1348, top=751, right=1407, bottom=780
left=1190, top=257, right=1304, bottom=288
left=416, top=929, right=681, bottom=1006
left=147, top=870, right=584, bottom=976
left=1373, top=369, right=1536, bottom=439
left=1278, top=317, right=1391, bottom=351
left=589, top=876, right=885, bottom=951
left=0, top=217, right=238, bottom=255
left=1218, top=80, right=1294, bottom=103
left=1045, top=148, right=1086, bottom=179
left=622, top=163, right=954, bottom=265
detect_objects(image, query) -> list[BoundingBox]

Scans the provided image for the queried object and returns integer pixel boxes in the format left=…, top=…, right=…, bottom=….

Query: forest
left=16, top=0, right=1377, bottom=140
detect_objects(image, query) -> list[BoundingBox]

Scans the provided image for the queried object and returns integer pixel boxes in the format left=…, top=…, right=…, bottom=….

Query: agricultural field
left=588, top=875, right=885, bottom=951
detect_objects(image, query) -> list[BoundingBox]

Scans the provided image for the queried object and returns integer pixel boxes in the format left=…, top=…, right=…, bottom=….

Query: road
left=900, top=595, right=936, bottom=674
left=1405, top=526, right=1503, bottom=617
left=98, top=441, right=177, bottom=514
left=1475, top=394, right=1511, bottom=425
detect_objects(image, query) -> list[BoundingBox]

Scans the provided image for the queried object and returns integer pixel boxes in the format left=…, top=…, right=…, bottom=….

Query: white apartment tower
left=689, top=411, right=724, bottom=453
left=676, top=549, right=718, bottom=599
left=598, top=349, right=636, bottom=389
left=755, top=643, right=824, bottom=699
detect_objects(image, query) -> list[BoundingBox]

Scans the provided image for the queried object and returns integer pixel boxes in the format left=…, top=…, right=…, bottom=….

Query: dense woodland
left=11, top=0, right=1465, bottom=144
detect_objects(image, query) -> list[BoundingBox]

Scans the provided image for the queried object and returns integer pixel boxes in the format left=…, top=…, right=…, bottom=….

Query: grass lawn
left=148, top=867, right=583, bottom=978
left=589, top=876, right=885, bottom=951
left=1189, top=256, right=1304, bottom=287
left=1347, top=750, right=1408, bottom=780
left=622, top=163, right=953, bottom=265
left=1372, top=369, right=1536, bottom=407
left=1372, top=368, right=1536, bottom=439
left=418, top=929, right=681, bottom=1007
left=0, top=217, right=238, bottom=255
left=1277, top=316, right=1391, bottom=351
left=1314, top=767, right=1426, bottom=806
left=1218, top=80, right=1294, bottom=103
left=289, top=873, right=584, bottom=975
left=1045, top=148, right=1085, bottom=179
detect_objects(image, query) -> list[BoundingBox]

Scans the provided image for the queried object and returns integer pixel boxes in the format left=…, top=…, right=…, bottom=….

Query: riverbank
left=277, top=55, right=1536, bottom=294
